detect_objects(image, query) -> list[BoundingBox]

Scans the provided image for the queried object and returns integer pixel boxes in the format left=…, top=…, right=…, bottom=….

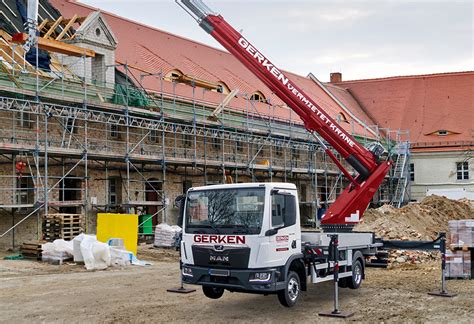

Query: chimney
left=330, top=72, right=342, bottom=83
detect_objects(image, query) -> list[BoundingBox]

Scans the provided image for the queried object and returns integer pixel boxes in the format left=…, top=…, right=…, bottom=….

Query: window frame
left=456, top=161, right=469, bottom=180
left=108, top=177, right=121, bottom=205
left=182, top=133, right=193, bottom=148
left=236, top=140, right=244, bottom=153
left=271, top=192, right=297, bottom=228
left=212, top=136, right=221, bottom=150
left=16, top=111, right=32, bottom=128
left=409, top=163, right=415, bottom=182
left=275, top=144, right=283, bottom=157
left=110, top=124, right=120, bottom=139
left=149, top=129, right=159, bottom=143
left=249, top=91, right=266, bottom=103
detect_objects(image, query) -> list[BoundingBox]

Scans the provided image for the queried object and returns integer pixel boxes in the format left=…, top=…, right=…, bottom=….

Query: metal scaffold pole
left=83, top=53, right=89, bottom=230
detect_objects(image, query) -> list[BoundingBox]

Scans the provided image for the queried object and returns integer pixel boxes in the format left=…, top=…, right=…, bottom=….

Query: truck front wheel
left=277, top=271, right=301, bottom=307
left=202, top=286, right=224, bottom=299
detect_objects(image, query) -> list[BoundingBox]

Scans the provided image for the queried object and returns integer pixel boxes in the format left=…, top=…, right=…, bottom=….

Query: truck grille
left=192, top=245, right=250, bottom=269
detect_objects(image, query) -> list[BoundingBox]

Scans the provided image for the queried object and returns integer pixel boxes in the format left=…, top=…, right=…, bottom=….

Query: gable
left=74, top=11, right=118, bottom=49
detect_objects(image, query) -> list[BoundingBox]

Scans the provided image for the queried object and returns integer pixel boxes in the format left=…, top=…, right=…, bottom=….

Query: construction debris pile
left=356, top=195, right=474, bottom=264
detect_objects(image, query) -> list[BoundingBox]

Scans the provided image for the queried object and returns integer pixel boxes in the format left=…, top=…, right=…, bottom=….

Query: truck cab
left=180, top=182, right=305, bottom=304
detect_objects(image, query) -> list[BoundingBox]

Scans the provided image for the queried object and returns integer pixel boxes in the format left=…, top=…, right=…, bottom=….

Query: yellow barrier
left=97, top=213, right=138, bottom=255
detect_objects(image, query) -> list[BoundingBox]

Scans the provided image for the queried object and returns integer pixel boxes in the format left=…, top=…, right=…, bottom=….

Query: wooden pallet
left=42, top=214, right=85, bottom=241
left=20, top=241, right=45, bottom=260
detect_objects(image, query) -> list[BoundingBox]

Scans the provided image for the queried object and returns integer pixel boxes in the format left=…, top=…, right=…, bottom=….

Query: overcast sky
left=81, top=0, right=473, bottom=82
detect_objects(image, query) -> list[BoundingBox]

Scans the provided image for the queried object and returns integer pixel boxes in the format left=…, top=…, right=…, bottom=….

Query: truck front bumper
left=181, top=264, right=285, bottom=293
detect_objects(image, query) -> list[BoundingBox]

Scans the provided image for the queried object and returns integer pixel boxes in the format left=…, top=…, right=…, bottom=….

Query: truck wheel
left=348, top=258, right=363, bottom=289
left=338, top=277, right=348, bottom=288
left=277, top=271, right=300, bottom=307
left=202, top=286, right=224, bottom=299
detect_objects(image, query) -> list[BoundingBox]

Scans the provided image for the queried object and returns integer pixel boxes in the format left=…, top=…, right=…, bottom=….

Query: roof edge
left=335, top=71, right=474, bottom=84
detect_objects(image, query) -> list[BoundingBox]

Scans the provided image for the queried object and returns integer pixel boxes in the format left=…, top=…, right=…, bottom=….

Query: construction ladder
left=390, top=142, right=410, bottom=208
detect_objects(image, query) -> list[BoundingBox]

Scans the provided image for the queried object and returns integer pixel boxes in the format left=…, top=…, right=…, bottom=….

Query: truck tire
left=348, top=258, right=363, bottom=289
left=277, top=271, right=301, bottom=307
left=202, top=286, right=224, bottom=299
left=338, top=277, right=348, bottom=288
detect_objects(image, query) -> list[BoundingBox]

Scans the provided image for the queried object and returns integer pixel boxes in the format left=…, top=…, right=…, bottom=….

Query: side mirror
left=265, top=228, right=278, bottom=236
left=176, top=195, right=186, bottom=228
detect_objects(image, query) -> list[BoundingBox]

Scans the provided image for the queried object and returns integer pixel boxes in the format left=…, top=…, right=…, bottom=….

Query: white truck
left=179, top=182, right=381, bottom=307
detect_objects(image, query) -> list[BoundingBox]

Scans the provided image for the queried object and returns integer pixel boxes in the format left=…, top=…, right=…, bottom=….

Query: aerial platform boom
left=177, top=0, right=391, bottom=226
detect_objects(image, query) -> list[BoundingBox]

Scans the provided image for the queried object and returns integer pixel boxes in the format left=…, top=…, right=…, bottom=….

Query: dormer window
left=215, top=81, right=231, bottom=94
left=250, top=91, right=266, bottom=103
left=426, top=129, right=459, bottom=137
left=165, top=69, right=184, bottom=81
left=336, top=112, right=349, bottom=124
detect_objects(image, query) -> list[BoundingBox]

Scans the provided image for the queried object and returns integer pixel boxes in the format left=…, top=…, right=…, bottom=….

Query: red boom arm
left=178, top=1, right=391, bottom=227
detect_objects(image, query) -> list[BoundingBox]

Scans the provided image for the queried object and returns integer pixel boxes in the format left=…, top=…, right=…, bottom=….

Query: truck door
left=268, top=190, right=299, bottom=265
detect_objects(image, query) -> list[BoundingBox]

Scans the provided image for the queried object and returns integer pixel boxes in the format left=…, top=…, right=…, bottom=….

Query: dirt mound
left=356, top=195, right=474, bottom=240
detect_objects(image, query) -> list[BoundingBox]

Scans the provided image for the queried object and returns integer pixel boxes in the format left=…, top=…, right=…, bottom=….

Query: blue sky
left=81, top=0, right=473, bottom=82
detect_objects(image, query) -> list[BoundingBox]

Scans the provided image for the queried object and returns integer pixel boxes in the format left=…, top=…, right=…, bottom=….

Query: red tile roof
left=336, top=71, right=474, bottom=147
left=49, top=0, right=377, bottom=138
left=49, top=1, right=472, bottom=150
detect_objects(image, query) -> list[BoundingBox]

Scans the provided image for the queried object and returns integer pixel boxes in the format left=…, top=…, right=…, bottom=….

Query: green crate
left=139, top=214, right=154, bottom=235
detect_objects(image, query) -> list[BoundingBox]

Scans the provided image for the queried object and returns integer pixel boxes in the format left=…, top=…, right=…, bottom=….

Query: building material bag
left=154, top=223, right=181, bottom=248
left=72, top=234, right=86, bottom=262
left=41, top=239, right=74, bottom=263
left=80, top=235, right=111, bottom=270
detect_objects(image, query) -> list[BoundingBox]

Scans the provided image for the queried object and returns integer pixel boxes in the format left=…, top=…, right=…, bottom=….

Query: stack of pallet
left=20, top=241, right=45, bottom=260
left=446, top=220, right=474, bottom=279
left=43, top=214, right=84, bottom=241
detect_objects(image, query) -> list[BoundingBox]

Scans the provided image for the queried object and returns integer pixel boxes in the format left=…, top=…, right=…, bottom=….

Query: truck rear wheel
left=348, top=258, right=363, bottom=289
left=202, top=286, right=224, bottom=299
left=277, top=271, right=300, bottom=307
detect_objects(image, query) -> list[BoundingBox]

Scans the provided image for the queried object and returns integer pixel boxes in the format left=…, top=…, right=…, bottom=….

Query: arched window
left=336, top=112, right=349, bottom=124
left=165, top=69, right=183, bottom=81
left=215, top=81, right=231, bottom=94
left=249, top=91, right=266, bottom=103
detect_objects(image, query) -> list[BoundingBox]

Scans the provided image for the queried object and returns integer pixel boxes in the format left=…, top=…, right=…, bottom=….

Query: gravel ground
left=1, top=246, right=473, bottom=323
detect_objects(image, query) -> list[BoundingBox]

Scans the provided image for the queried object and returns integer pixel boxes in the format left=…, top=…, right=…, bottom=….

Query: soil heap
left=356, top=195, right=473, bottom=240
left=355, top=195, right=473, bottom=264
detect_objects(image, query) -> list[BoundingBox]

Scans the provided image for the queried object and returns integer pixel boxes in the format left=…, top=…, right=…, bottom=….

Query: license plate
left=208, top=268, right=230, bottom=277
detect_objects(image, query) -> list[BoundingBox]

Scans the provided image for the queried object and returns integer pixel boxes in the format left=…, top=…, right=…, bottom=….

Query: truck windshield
left=185, top=188, right=265, bottom=235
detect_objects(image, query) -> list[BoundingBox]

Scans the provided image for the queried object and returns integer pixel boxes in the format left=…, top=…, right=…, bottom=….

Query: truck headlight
left=182, top=266, right=193, bottom=277
left=249, top=271, right=272, bottom=282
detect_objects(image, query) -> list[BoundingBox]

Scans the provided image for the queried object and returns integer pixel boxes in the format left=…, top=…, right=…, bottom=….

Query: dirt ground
left=1, top=246, right=473, bottom=323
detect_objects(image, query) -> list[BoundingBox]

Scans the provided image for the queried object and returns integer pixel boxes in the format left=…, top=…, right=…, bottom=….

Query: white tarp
left=42, top=239, right=74, bottom=262
left=80, top=235, right=112, bottom=270
left=43, top=234, right=150, bottom=270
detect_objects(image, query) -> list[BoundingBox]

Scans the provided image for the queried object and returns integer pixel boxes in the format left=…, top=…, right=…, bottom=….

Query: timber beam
left=11, top=33, right=95, bottom=58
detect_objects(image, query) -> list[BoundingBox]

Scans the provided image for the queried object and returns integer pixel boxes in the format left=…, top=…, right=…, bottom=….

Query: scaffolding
left=0, top=37, right=410, bottom=248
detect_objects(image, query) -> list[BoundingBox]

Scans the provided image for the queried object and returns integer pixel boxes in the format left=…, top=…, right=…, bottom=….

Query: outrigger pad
left=319, top=310, right=354, bottom=318
left=428, top=291, right=457, bottom=298
left=167, top=287, right=196, bottom=294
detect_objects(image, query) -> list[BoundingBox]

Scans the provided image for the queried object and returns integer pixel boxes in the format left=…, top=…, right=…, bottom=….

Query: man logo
left=214, top=245, right=224, bottom=251
left=210, top=255, right=229, bottom=262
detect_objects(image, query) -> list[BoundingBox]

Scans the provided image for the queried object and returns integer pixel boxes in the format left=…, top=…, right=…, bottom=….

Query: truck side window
left=272, top=194, right=297, bottom=227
